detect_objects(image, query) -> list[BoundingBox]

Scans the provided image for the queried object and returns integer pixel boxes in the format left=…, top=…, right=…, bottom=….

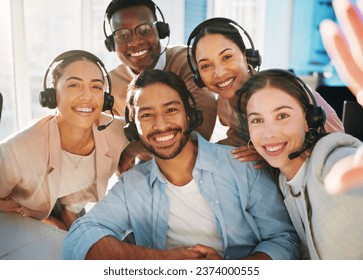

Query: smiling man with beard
left=62, top=70, right=299, bottom=260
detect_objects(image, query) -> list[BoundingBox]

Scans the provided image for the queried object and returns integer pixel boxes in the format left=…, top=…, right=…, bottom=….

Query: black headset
left=187, top=17, right=261, bottom=88
left=236, top=68, right=326, bottom=159
left=103, top=0, right=170, bottom=52
left=39, top=50, right=114, bottom=112
left=123, top=85, right=203, bottom=142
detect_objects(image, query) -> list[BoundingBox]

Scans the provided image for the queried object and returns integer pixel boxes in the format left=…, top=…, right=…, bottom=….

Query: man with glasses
left=103, top=0, right=217, bottom=144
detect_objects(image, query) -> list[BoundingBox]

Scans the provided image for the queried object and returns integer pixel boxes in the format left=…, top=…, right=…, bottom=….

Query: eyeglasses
left=112, top=22, right=156, bottom=43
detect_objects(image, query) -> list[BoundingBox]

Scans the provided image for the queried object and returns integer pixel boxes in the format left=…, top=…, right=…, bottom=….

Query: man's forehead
left=111, top=5, right=154, bottom=27
left=134, top=84, right=183, bottom=108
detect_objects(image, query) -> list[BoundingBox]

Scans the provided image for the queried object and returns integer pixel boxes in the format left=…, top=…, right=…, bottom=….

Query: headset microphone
left=288, top=142, right=315, bottom=160
left=97, top=109, right=115, bottom=131
left=152, top=37, right=170, bottom=58
left=288, top=149, right=305, bottom=160
left=288, top=127, right=321, bottom=160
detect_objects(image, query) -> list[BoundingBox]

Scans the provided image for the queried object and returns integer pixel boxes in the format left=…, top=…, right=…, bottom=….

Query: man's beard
left=141, top=127, right=189, bottom=160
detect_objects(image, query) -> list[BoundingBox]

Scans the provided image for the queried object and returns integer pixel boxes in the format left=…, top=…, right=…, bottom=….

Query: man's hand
left=86, top=236, right=205, bottom=259
left=187, top=244, right=223, bottom=260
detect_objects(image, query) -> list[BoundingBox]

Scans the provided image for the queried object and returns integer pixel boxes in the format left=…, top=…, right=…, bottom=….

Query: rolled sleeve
left=62, top=177, right=130, bottom=259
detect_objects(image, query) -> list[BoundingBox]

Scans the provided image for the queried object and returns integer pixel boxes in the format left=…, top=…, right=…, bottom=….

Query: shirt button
left=200, top=180, right=203, bottom=184
left=215, top=200, right=219, bottom=204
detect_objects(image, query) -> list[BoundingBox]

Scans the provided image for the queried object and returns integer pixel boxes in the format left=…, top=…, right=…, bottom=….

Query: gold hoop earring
left=247, top=64, right=255, bottom=76
left=247, top=139, right=254, bottom=151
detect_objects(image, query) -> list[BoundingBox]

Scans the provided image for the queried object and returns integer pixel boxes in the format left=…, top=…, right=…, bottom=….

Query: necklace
left=62, top=150, right=84, bottom=169
left=288, top=185, right=301, bottom=198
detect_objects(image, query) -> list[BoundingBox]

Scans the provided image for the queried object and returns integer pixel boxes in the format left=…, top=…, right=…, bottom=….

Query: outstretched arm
left=320, top=0, right=363, bottom=105
left=320, top=0, right=363, bottom=194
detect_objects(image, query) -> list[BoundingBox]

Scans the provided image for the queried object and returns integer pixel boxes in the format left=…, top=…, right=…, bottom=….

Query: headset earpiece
left=193, top=71, right=205, bottom=88
left=306, top=104, right=326, bottom=130
left=187, top=107, right=203, bottom=130
left=155, top=21, right=170, bottom=39
left=39, top=88, right=57, bottom=109
left=102, top=92, right=114, bottom=112
left=123, top=106, right=140, bottom=142
left=183, top=93, right=203, bottom=134
left=123, top=122, right=140, bottom=142
left=245, top=48, right=261, bottom=70
left=104, top=34, right=115, bottom=52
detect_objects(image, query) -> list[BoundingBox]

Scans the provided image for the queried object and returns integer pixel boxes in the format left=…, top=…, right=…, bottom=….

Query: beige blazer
left=0, top=114, right=129, bottom=220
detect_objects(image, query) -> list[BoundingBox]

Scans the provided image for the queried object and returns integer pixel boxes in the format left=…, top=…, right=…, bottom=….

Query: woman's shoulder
left=315, top=132, right=361, bottom=152
left=309, top=132, right=361, bottom=178
left=2, top=115, right=54, bottom=144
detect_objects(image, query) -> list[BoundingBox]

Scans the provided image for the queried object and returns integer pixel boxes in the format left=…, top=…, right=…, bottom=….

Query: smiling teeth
left=156, top=134, right=174, bottom=142
left=75, top=107, right=92, bottom=113
left=266, top=144, right=284, bottom=152
left=218, top=78, right=233, bottom=88
left=131, top=50, right=148, bottom=57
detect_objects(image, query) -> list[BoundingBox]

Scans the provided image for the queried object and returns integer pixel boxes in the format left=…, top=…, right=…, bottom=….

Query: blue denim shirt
left=63, top=133, right=299, bottom=260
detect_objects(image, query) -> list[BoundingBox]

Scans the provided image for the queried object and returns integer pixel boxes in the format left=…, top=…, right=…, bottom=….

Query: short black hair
left=106, top=0, right=157, bottom=21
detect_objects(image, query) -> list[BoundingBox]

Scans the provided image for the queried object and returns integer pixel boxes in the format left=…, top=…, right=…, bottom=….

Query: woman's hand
left=0, top=197, right=24, bottom=215
left=320, top=0, right=363, bottom=105
left=324, top=146, right=363, bottom=194
left=320, top=0, right=363, bottom=193
left=231, top=145, right=267, bottom=168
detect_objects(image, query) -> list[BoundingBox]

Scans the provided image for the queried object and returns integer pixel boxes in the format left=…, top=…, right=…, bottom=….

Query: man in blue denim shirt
left=62, top=69, right=299, bottom=260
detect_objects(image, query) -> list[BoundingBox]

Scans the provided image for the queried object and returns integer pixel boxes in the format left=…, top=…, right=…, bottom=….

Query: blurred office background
left=0, top=0, right=354, bottom=140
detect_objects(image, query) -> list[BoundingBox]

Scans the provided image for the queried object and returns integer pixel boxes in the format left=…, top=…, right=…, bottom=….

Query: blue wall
left=184, top=0, right=207, bottom=43
left=289, top=0, right=336, bottom=75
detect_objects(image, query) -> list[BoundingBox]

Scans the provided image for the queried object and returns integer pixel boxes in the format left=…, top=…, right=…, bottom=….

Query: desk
left=0, top=212, right=67, bottom=260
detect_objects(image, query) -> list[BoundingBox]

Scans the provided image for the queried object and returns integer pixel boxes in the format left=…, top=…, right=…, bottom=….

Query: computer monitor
left=342, top=100, right=363, bottom=141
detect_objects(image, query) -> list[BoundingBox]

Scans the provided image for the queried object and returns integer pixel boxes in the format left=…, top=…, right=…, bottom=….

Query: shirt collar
left=286, top=159, right=309, bottom=194
left=126, top=46, right=167, bottom=78
left=147, top=132, right=214, bottom=187
left=192, top=132, right=215, bottom=173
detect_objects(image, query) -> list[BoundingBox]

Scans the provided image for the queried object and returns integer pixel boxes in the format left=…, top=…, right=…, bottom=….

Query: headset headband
left=43, top=50, right=111, bottom=93
left=103, top=0, right=169, bottom=50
